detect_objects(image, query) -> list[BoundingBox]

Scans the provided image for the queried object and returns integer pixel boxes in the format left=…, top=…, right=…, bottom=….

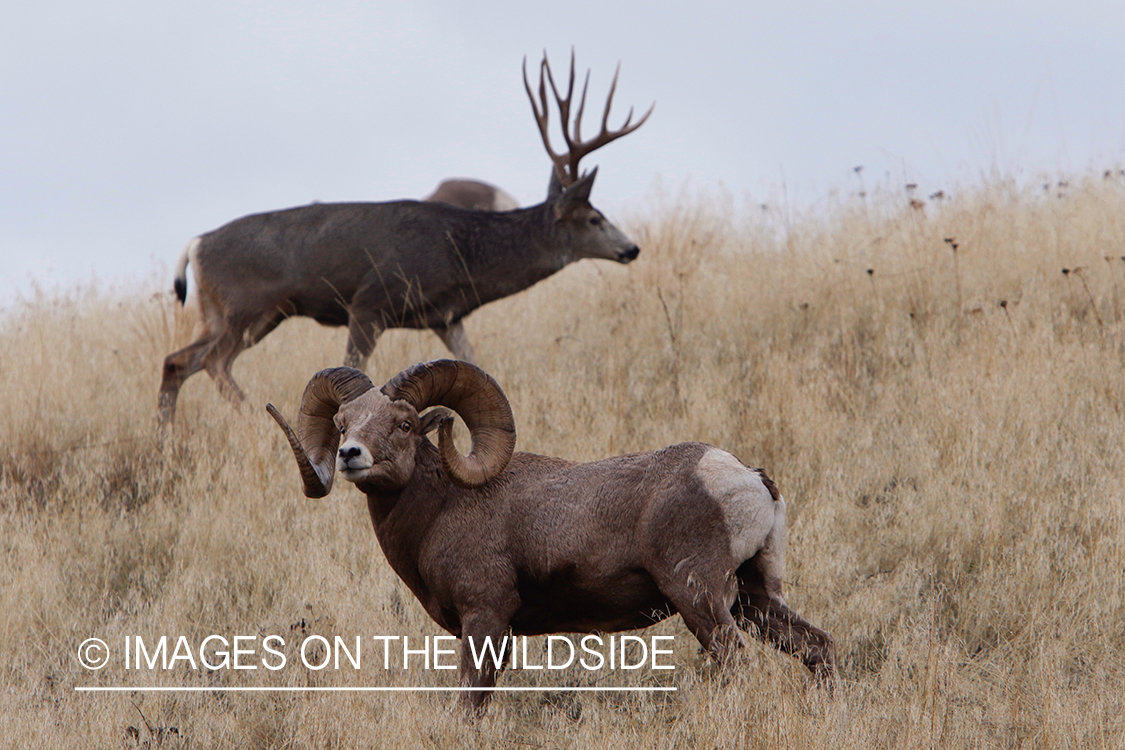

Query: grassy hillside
left=3, top=175, right=1125, bottom=748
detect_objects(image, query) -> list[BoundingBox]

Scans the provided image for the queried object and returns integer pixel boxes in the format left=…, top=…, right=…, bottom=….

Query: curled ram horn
left=266, top=367, right=375, bottom=498
left=382, top=359, right=516, bottom=488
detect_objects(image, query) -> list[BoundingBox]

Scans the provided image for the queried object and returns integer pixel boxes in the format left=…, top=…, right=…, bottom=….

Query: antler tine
left=600, top=61, right=620, bottom=134
left=542, top=55, right=567, bottom=147
left=573, top=67, right=591, bottom=152
left=591, top=61, right=653, bottom=145
left=522, top=55, right=550, bottom=142
left=549, top=50, right=575, bottom=130
left=537, top=59, right=554, bottom=140
left=545, top=52, right=579, bottom=181
left=523, top=54, right=569, bottom=183
left=522, top=56, right=543, bottom=132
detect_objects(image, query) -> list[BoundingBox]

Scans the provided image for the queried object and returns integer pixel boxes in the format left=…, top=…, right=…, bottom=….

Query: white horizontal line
left=76, top=686, right=676, bottom=693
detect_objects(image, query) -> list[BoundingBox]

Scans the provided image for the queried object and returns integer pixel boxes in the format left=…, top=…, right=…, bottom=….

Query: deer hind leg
left=202, top=311, right=289, bottom=403
left=732, top=554, right=836, bottom=680
left=160, top=310, right=286, bottom=427
left=200, top=331, right=248, bottom=404
left=159, top=332, right=218, bottom=426
left=192, top=312, right=264, bottom=405
left=434, top=320, right=476, bottom=363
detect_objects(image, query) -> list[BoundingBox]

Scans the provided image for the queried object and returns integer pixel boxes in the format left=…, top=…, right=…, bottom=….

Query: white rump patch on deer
left=696, top=448, right=785, bottom=564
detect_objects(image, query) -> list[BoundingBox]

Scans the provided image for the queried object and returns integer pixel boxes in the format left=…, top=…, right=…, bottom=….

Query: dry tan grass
left=3, top=175, right=1125, bottom=748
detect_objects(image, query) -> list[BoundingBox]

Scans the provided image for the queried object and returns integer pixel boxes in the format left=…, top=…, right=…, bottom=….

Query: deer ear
left=546, top=167, right=565, bottom=200
left=553, top=168, right=597, bottom=219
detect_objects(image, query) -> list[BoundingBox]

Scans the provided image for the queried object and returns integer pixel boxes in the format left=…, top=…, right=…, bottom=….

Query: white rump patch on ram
left=695, top=448, right=786, bottom=566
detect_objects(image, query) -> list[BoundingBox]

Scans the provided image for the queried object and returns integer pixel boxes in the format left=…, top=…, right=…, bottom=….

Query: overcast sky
left=2, top=0, right=1123, bottom=306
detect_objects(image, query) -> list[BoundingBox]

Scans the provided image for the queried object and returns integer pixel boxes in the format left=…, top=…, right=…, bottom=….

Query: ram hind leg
left=733, top=554, right=836, bottom=680
left=655, top=562, right=747, bottom=664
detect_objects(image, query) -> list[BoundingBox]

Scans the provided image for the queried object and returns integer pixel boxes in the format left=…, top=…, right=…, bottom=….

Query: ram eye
left=339, top=425, right=346, bottom=435
left=399, top=421, right=411, bottom=433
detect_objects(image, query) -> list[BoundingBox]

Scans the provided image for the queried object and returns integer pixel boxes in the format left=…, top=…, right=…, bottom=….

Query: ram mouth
left=338, top=469, right=374, bottom=486
left=339, top=457, right=398, bottom=481
left=338, top=460, right=374, bottom=475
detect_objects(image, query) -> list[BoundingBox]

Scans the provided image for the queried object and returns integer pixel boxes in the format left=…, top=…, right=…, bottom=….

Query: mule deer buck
left=158, top=51, right=652, bottom=427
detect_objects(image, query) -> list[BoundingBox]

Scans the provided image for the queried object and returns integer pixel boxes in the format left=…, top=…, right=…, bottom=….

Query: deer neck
left=453, top=203, right=574, bottom=302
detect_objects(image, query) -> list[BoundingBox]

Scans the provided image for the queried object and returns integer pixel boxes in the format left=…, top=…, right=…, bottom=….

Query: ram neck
left=358, top=445, right=455, bottom=609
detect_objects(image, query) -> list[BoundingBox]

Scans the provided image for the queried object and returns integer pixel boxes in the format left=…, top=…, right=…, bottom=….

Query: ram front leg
left=458, top=612, right=510, bottom=715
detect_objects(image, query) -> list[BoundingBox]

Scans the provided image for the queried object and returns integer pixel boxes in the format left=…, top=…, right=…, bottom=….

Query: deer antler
left=523, top=49, right=653, bottom=188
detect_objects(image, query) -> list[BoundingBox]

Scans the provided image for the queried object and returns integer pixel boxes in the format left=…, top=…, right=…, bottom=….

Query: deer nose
left=620, top=245, right=640, bottom=262
left=339, top=445, right=362, bottom=460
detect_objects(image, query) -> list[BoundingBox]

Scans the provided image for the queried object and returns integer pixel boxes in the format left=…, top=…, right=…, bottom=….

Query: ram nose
left=337, top=442, right=372, bottom=473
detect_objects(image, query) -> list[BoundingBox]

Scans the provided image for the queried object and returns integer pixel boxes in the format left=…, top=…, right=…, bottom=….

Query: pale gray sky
left=2, top=0, right=1123, bottom=305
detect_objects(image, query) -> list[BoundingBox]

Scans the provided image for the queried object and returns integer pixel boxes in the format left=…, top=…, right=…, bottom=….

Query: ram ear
left=420, top=407, right=453, bottom=435
left=382, top=359, right=515, bottom=488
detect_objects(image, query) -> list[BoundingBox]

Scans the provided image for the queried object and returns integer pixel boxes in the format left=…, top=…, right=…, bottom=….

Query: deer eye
left=399, top=421, right=411, bottom=433
left=589, top=215, right=603, bottom=227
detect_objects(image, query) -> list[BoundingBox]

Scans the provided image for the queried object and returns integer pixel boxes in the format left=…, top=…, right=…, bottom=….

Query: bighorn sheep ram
left=267, top=360, right=836, bottom=713
left=159, top=52, right=651, bottom=427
